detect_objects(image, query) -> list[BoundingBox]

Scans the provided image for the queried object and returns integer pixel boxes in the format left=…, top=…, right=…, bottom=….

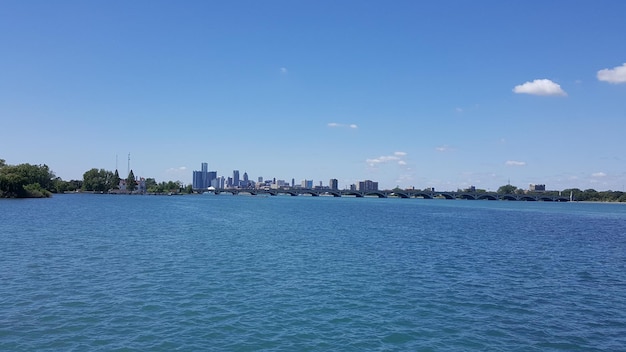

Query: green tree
left=497, top=184, right=518, bottom=194
left=145, top=178, right=158, bottom=193
left=112, top=169, right=121, bottom=190
left=127, top=170, right=137, bottom=193
left=83, top=168, right=114, bottom=192
left=0, top=162, right=55, bottom=198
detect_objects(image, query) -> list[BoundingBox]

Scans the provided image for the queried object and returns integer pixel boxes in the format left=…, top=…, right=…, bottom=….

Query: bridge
left=211, top=188, right=570, bottom=202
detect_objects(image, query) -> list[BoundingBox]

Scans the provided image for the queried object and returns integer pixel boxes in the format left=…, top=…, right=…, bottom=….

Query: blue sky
left=1, top=1, right=625, bottom=191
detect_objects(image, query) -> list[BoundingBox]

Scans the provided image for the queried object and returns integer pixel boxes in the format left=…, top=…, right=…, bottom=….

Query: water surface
left=1, top=194, right=625, bottom=351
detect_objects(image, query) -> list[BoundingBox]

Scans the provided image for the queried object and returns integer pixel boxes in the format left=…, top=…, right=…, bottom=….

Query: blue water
left=1, top=194, right=625, bottom=351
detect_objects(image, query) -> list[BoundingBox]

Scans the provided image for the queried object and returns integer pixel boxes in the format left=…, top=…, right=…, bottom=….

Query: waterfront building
left=192, top=162, right=213, bottom=190
left=233, top=170, right=240, bottom=188
left=529, top=184, right=546, bottom=192
left=301, top=179, right=313, bottom=189
left=217, top=176, right=225, bottom=189
left=208, top=171, right=217, bottom=185
left=329, top=179, right=338, bottom=190
left=119, top=173, right=146, bottom=194
left=358, top=180, right=378, bottom=192
left=201, top=162, right=208, bottom=189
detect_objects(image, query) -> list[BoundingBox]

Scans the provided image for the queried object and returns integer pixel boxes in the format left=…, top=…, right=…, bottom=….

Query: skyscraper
left=233, top=170, right=240, bottom=188
left=192, top=162, right=211, bottom=190
left=201, top=162, right=208, bottom=190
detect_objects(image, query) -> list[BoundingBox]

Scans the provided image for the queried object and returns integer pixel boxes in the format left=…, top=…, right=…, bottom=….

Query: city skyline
left=1, top=2, right=625, bottom=191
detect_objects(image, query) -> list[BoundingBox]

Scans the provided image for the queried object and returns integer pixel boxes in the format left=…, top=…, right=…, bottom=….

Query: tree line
left=0, top=158, right=191, bottom=198
left=1, top=157, right=624, bottom=200
left=491, top=184, right=626, bottom=202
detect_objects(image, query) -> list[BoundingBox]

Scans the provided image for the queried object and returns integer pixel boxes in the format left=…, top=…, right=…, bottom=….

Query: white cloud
left=505, top=160, right=526, bottom=166
left=280, top=67, right=288, bottom=74
left=513, top=79, right=567, bottom=96
left=435, top=145, right=454, bottom=152
left=597, top=63, right=626, bottom=84
left=366, top=156, right=399, bottom=165
left=328, top=122, right=358, bottom=129
left=455, top=107, right=463, bottom=113
left=366, top=152, right=409, bottom=168
left=592, top=172, right=607, bottom=177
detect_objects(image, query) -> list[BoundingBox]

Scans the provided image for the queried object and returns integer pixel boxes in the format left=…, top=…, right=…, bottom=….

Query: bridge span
left=211, top=188, right=570, bottom=202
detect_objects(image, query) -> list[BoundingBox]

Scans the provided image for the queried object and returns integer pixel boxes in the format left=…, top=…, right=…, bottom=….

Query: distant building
left=358, top=180, right=378, bottom=192
left=233, top=170, right=240, bottom=188
left=217, top=176, right=225, bottom=189
left=119, top=174, right=146, bottom=194
left=529, top=184, right=546, bottom=192
left=301, top=179, right=313, bottom=188
left=329, top=178, right=338, bottom=190
left=192, top=162, right=216, bottom=190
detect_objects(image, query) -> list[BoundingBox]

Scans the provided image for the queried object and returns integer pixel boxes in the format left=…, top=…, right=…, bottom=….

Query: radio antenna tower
left=127, top=153, right=131, bottom=176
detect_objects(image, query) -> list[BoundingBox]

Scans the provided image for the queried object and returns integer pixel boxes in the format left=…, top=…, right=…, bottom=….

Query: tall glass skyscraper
left=193, top=162, right=214, bottom=190
left=233, top=170, right=240, bottom=188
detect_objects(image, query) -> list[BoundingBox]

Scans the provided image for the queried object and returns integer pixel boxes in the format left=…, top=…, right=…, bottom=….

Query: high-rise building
left=192, top=162, right=211, bottom=190
left=329, top=179, right=338, bottom=190
left=301, top=179, right=313, bottom=188
left=357, top=180, right=378, bottom=191
left=233, top=170, right=240, bottom=188
left=201, top=162, right=208, bottom=190
left=208, top=171, right=217, bottom=187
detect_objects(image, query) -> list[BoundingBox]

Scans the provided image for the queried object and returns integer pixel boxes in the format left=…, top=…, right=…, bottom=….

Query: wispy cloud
left=435, top=145, right=454, bottom=152
left=597, top=63, right=626, bottom=84
left=505, top=160, right=526, bottom=166
left=592, top=172, right=607, bottom=177
left=280, top=67, right=288, bottom=74
left=367, top=152, right=408, bottom=167
left=513, top=79, right=567, bottom=96
left=328, top=122, right=358, bottom=129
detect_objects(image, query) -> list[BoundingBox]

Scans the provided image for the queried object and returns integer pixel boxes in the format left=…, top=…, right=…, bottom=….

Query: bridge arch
left=364, top=191, right=387, bottom=198
left=519, top=196, right=537, bottom=201
left=411, top=192, right=433, bottom=199
left=389, top=192, right=410, bottom=198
